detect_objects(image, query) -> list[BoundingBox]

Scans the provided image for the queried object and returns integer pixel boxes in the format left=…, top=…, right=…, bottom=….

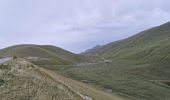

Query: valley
left=0, top=0, right=169, bottom=100
left=46, top=22, right=170, bottom=100
left=0, top=22, right=170, bottom=100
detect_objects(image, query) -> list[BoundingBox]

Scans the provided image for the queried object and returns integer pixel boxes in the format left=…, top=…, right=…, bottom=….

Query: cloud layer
left=0, top=0, right=170, bottom=53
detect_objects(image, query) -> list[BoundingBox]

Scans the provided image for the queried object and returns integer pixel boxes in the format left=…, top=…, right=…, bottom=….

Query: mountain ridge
left=57, top=21, right=170, bottom=100
left=0, top=44, right=101, bottom=66
left=83, top=21, right=170, bottom=63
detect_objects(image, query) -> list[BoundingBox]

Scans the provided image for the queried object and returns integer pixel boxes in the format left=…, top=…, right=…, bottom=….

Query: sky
left=0, top=0, right=170, bottom=53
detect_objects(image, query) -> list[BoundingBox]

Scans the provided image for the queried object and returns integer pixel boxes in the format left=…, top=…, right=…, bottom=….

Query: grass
left=0, top=59, right=122, bottom=100
left=55, top=22, right=170, bottom=100
left=0, top=60, right=83, bottom=100
left=1, top=22, right=170, bottom=100
left=56, top=60, right=170, bottom=100
left=0, top=44, right=102, bottom=67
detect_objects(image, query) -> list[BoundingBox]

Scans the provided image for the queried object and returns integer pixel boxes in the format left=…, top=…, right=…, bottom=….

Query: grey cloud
left=0, top=0, right=170, bottom=53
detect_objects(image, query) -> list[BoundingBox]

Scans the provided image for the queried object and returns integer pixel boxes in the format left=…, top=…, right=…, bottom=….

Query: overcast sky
left=0, top=0, right=170, bottom=53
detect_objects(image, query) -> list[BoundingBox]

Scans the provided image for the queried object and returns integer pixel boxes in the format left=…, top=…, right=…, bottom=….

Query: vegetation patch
left=0, top=79, right=5, bottom=86
left=162, top=81, right=170, bottom=86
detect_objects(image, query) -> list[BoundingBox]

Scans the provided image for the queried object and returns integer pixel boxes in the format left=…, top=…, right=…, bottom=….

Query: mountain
left=84, top=22, right=170, bottom=63
left=57, top=22, right=170, bottom=100
left=82, top=45, right=102, bottom=55
left=0, top=44, right=100, bottom=65
left=0, top=58, right=122, bottom=100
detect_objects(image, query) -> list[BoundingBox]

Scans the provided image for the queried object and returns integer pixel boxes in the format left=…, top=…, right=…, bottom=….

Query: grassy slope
left=0, top=60, right=82, bottom=100
left=0, top=45, right=70, bottom=65
left=57, top=22, right=170, bottom=100
left=84, top=22, right=170, bottom=62
left=0, top=44, right=99, bottom=65
left=0, top=59, right=122, bottom=100
left=41, top=45, right=103, bottom=63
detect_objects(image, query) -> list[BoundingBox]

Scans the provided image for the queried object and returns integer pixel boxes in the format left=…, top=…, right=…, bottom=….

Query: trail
left=38, top=67, right=93, bottom=100
left=39, top=66, right=122, bottom=100
left=0, top=59, right=122, bottom=100
left=0, top=59, right=93, bottom=100
left=70, top=57, right=112, bottom=66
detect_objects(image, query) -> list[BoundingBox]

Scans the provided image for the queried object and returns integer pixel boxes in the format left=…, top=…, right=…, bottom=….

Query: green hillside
left=57, top=22, right=170, bottom=100
left=0, top=59, right=122, bottom=100
left=0, top=44, right=99, bottom=65
left=84, top=22, right=170, bottom=63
